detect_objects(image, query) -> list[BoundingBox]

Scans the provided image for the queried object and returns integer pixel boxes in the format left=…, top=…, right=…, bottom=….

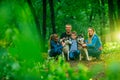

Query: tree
left=42, top=0, right=47, bottom=37
left=49, top=0, right=56, bottom=33
left=99, top=0, right=106, bottom=43
left=42, top=0, right=47, bottom=52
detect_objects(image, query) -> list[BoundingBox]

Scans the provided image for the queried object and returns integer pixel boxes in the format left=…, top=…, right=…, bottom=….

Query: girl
left=49, top=34, right=65, bottom=57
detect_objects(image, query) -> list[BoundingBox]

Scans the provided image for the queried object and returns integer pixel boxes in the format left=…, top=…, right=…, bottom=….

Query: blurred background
left=0, top=0, right=120, bottom=80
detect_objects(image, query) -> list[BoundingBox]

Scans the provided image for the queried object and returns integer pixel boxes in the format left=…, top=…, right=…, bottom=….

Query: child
left=69, top=31, right=80, bottom=60
left=49, top=34, right=65, bottom=57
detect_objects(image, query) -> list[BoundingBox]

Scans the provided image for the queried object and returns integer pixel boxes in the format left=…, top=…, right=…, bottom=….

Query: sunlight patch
left=117, top=33, right=120, bottom=40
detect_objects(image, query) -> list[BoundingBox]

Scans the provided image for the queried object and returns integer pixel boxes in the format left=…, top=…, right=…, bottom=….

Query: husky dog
left=77, top=34, right=90, bottom=61
left=61, top=37, right=72, bottom=60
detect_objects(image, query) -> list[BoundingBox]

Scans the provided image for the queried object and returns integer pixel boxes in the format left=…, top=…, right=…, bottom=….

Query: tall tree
left=42, top=0, right=47, bottom=51
left=49, top=0, right=56, bottom=33
left=108, top=0, right=115, bottom=41
left=43, top=0, right=47, bottom=38
left=99, top=0, right=106, bottom=43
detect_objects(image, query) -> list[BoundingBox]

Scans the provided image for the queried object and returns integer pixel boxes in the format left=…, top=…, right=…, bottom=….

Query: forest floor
left=68, top=57, right=105, bottom=67
left=67, top=55, right=106, bottom=80
left=46, top=53, right=120, bottom=79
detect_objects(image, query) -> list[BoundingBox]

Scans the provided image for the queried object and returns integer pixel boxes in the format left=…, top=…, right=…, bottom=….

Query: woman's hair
left=88, top=27, right=96, bottom=38
left=48, top=34, right=58, bottom=49
left=88, top=27, right=95, bottom=32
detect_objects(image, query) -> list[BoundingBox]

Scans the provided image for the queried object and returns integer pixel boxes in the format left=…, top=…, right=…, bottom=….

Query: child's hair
left=48, top=33, right=58, bottom=49
left=71, top=31, right=77, bottom=36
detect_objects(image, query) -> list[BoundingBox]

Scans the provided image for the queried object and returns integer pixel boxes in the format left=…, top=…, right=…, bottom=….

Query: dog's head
left=77, top=34, right=84, bottom=44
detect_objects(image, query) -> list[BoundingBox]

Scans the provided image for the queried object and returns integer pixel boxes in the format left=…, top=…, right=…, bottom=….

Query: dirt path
left=68, top=59, right=105, bottom=67
left=67, top=59, right=106, bottom=80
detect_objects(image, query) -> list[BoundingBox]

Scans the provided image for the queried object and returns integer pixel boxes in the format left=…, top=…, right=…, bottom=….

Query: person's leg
left=49, top=49, right=58, bottom=57
left=88, top=49, right=102, bottom=59
left=95, top=50, right=102, bottom=59
left=69, top=51, right=75, bottom=60
left=69, top=50, right=81, bottom=60
left=74, top=50, right=80, bottom=58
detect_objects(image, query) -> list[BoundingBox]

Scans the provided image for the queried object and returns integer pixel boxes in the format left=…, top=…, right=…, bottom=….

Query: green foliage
left=35, top=57, right=89, bottom=80
left=105, top=61, right=120, bottom=80
left=0, top=47, right=19, bottom=80
left=0, top=1, right=43, bottom=79
left=103, top=41, right=120, bottom=54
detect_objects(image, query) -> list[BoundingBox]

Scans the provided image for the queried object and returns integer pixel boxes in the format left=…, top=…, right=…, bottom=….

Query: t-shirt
left=60, top=32, right=71, bottom=39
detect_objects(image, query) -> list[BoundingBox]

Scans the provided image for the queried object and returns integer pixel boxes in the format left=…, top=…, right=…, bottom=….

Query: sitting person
left=69, top=31, right=80, bottom=60
left=82, top=27, right=102, bottom=59
left=49, top=34, right=65, bottom=57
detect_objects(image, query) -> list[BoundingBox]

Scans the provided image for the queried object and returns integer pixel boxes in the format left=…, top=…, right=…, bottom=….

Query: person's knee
left=69, top=52, right=74, bottom=59
left=76, top=50, right=80, bottom=55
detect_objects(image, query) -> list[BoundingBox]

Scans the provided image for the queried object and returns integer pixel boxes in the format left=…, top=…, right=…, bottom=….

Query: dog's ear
left=80, top=33, right=84, bottom=38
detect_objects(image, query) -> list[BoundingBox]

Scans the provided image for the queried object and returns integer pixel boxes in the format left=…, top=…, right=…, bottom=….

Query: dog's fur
left=61, top=37, right=72, bottom=60
left=77, top=34, right=90, bottom=61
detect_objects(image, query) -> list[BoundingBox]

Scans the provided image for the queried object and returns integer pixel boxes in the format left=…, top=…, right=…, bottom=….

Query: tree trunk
left=89, top=8, right=93, bottom=24
left=100, top=0, right=106, bottom=43
left=49, top=0, right=56, bottom=33
left=43, top=0, right=47, bottom=39
left=42, top=0, right=47, bottom=52
left=108, top=0, right=115, bottom=41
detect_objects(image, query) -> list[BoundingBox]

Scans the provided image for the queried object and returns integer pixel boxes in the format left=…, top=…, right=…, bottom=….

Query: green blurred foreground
left=0, top=42, right=120, bottom=80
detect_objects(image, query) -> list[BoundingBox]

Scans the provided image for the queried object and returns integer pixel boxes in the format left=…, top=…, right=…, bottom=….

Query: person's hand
left=61, top=41, right=65, bottom=46
left=99, top=46, right=102, bottom=50
left=82, top=44, right=87, bottom=48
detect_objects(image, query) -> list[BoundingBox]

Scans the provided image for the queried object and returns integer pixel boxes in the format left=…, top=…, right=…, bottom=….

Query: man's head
left=65, top=24, right=72, bottom=35
left=88, top=27, right=95, bottom=37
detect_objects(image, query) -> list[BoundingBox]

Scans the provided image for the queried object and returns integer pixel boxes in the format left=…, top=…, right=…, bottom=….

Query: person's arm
left=51, top=41, right=63, bottom=53
left=86, top=37, right=97, bottom=48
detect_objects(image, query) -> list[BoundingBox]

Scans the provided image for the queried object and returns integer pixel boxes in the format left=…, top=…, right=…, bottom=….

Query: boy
left=69, top=31, right=80, bottom=60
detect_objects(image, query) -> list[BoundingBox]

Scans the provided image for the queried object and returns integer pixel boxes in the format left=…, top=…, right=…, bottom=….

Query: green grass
left=1, top=41, right=120, bottom=80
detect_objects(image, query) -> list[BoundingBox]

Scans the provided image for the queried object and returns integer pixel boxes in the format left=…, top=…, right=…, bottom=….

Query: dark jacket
left=49, top=40, right=63, bottom=57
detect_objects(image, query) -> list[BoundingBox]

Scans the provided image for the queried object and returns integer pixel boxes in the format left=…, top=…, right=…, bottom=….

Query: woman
left=82, top=27, right=102, bottom=59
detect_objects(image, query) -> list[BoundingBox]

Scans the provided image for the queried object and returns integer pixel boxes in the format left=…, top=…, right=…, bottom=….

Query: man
left=60, top=24, right=72, bottom=60
left=82, top=27, right=102, bottom=59
left=60, top=24, right=72, bottom=39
